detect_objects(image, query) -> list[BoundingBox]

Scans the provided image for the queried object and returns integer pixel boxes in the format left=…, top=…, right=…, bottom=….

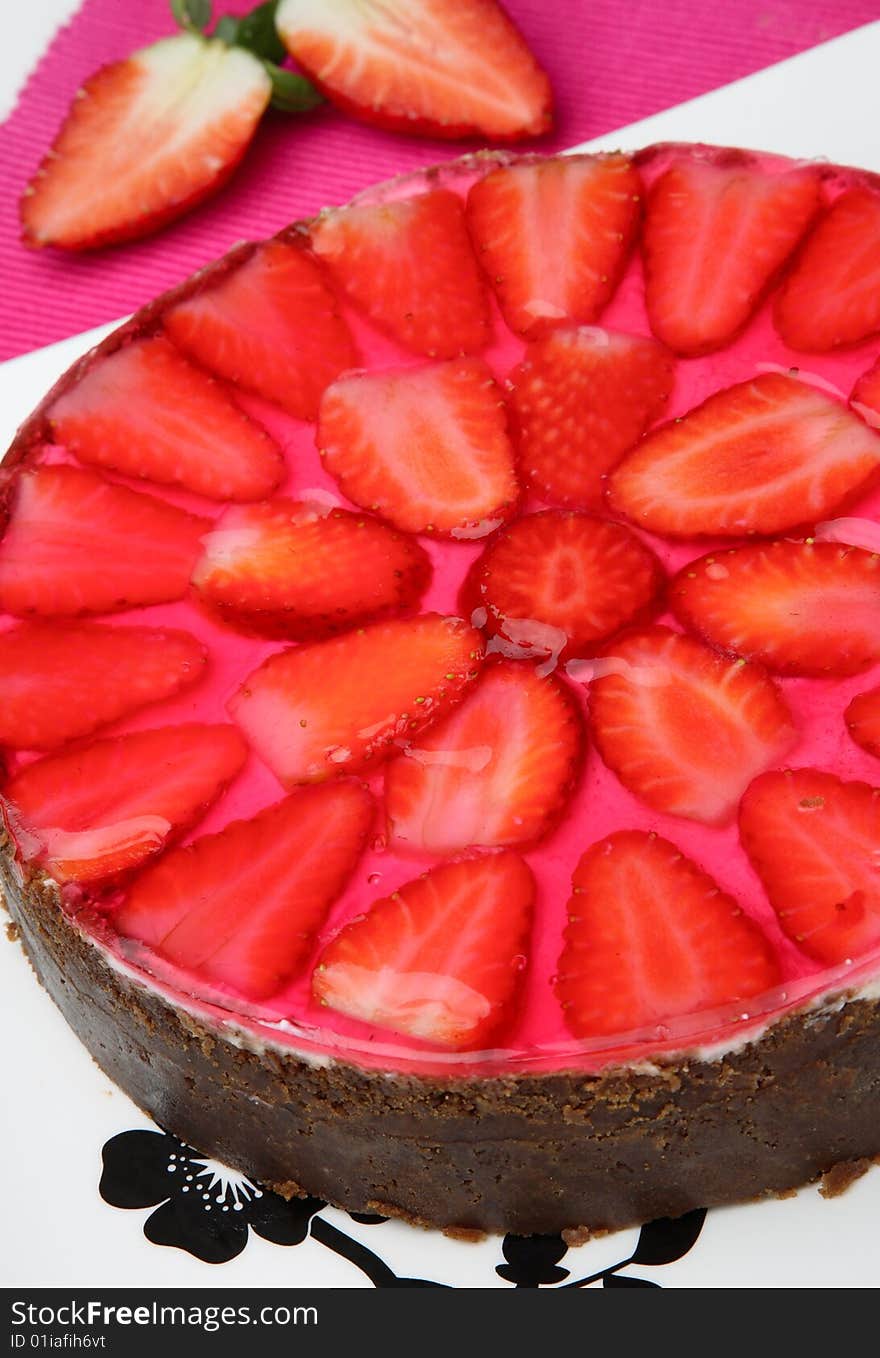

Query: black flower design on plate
left=100, top=1130, right=324, bottom=1264
left=99, top=1128, right=444, bottom=1284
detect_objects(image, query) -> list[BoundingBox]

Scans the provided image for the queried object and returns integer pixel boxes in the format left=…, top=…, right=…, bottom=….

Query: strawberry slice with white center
left=556, top=830, right=781, bottom=1039
left=851, top=356, right=880, bottom=428
left=20, top=34, right=271, bottom=251
left=3, top=724, right=246, bottom=885
left=589, top=626, right=796, bottom=825
left=465, top=154, right=641, bottom=337
left=164, top=241, right=357, bottom=421
left=846, top=688, right=880, bottom=759
left=775, top=187, right=880, bottom=351
left=608, top=372, right=880, bottom=538
left=507, top=327, right=675, bottom=509
left=0, top=621, right=206, bottom=751
left=230, top=613, right=483, bottom=785
left=385, top=659, right=583, bottom=854
left=740, top=768, right=880, bottom=965
left=312, top=852, right=535, bottom=1049
left=275, top=0, right=552, bottom=141
left=671, top=540, right=880, bottom=677
left=193, top=498, right=430, bottom=639
left=462, top=511, right=664, bottom=664
left=115, top=782, right=374, bottom=1001
left=49, top=337, right=283, bottom=501
left=318, top=359, right=518, bottom=538
left=642, top=157, right=820, bottom=356
left=0, top=465, right=208, bottom=617
left=310, top=190, right=491, bottom=358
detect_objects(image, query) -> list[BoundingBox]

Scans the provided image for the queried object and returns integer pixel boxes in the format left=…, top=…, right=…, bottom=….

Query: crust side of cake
left=4, top=838, right=879, bottom=1237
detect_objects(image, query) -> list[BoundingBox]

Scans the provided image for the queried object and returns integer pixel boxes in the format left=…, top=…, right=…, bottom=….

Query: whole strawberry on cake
left=3, top=142, right=880, bottom=1237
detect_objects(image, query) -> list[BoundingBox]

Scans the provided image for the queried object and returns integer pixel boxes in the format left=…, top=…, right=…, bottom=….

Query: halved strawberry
left=775, top=187, right=880, bottom=351
left=310, top=191, right=490, bottom=358
left=230, top=613, right=483, bottom=786
left=589, top=626, right=795, bottom=825
left=49, top=337, right=283, bottom=501
left=0, top=622, right=206, bottom=751
left=192, top=498, right=430, bottom=638
left=3, top=724, right=246, bottom=885
left=671, top=540, right=880, bottom=677
left=556, top=830, right=781, bottom=1039
left=851, top=356, right=880, bottom=428
left=275, top=0, right=552, bottom=141
left=164, top=240, right=357, bottom=421
left=0, top=465, right=208, bottom=617
left=312, top=852, right=535, bottom=1049
left=507, top=327, right=674, bottom=509
left=20, top=34, right=271, bottom=251
left=385, top=659, right=583, bottom=854
left=114, top=781, right=373, bottom=1001
left=642, top=157, right=820, bottom=356
left=462, top=511, right=664, bottom=664
left=845, top=688, right=880, bottom=759
left=318, top=360, right=518, bottom=537
left=608, top=372, right=880, bottom=538
left=465, top=154, right=641, bottom=337
left=740, top=768, right=880, bottom=965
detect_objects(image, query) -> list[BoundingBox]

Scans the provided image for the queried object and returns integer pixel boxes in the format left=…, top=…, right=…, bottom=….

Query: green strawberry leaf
left=170, top=0, right=213, bottom=33
left=232, top=1, right=288, bottom=63
left=264, top=62, right=325, bottom=113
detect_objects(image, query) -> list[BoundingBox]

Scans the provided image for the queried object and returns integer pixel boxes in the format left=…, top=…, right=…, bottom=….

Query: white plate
left=3, top=22, right=880, bottom=1289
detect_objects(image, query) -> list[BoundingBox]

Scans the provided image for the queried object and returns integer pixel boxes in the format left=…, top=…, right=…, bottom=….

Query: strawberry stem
left=170, top=0, right=324, bottom=115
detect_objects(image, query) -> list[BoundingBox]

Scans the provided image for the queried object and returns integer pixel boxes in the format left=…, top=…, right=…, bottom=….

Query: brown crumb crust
left=3, top=836, right=880, bottom=1237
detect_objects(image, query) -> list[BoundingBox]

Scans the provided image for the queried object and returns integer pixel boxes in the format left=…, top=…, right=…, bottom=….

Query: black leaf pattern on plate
left=603, top=1273, right=661, bottom=1288
left=630, top=1209, right=708, bottom=1266
left=496, top=1234, right=570, bottom=1286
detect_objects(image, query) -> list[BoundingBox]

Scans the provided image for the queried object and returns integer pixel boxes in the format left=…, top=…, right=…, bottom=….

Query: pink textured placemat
left=0, top=0, right=877, bottom=360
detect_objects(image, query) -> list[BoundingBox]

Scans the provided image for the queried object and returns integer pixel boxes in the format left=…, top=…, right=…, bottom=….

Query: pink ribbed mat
left=0, top=0, right=877, bottom=359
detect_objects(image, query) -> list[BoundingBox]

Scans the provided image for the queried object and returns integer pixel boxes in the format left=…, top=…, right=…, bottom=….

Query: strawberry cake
left=3, top=143, right=880, bottom=1237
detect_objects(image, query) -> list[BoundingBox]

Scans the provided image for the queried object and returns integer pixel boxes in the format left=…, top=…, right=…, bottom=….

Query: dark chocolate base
left=4, top=840, right=880, bottom=1237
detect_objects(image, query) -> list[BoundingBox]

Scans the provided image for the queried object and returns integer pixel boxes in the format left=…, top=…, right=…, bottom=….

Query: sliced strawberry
left=608, top=372, right=880, bottom=538
left=3, top=724, right=246, bottom=885
left=775, top=187, right=880, bottom=351
left=0, top=465, right=208, bottom=617
left=507, top=327, right=674, bottom=509
left=462, top=511, right=664, bottom=664
left=740, top=768, right=880, bottom=965
left=318, top=360, right=518, bottom=538
left=851, top=356, right=880, bottom=428
left=846, top=688, right=880, bottom=759
left=642, top=157, right=820, bottom=356
left=192, top=498, right=430, bottom=638
left=671, top=540, right=880, bottom=677
left=230, top=613, right=483, bottom=786
left=164, top=240, right=357, bottom=421
left=589, top=626, right=795, bottom=825
left=310, top=190, right=490, bottom=358
left=115, top=782, right=373, bottom=1001
left=556, top=830, right=781, bottom=1039
left=385, top=659, right=583, bottom=854
left=21, top=34, right=271, bottom=251
left=312, top=852, right=534, bottom=1049
left=0, top=622, right=206, bottom=751
left=465, top=154, right=641, bottom=337
left=49, top=337, right=283, bottom=501
left=275, top=0, right=551, bottom=141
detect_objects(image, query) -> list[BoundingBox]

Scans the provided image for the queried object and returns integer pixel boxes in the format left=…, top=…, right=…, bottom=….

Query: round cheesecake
left=3, top=142, right=880, bottom=1237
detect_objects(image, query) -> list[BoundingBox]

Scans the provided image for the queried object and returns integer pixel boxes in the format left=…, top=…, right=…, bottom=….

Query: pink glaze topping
left=3, top=143, right=880, bottom=1079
